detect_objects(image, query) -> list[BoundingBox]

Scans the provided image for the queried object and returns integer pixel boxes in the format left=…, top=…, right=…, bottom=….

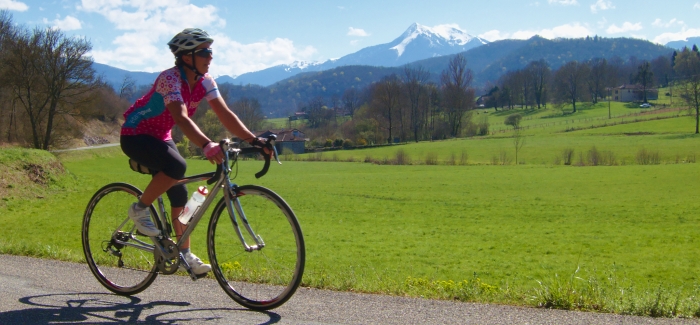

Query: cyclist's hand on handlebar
left=250, top=137, right=274, bottom=156
left=203, top=141, right=224, bottom=164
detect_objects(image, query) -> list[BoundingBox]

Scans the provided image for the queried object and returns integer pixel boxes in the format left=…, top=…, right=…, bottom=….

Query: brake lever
left=264, top=134, right=281, bottom=165
left=272, top=144, right=281, bottom=165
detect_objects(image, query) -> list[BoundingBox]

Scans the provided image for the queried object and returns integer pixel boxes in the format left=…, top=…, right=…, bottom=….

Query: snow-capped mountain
left=230, top=60, right=328, bottom=86
left=232, top=23, right=488, bottom=86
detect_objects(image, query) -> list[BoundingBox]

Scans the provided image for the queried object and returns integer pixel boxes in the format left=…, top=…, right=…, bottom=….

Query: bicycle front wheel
left=208, top=185, right=305, bottom=310
left=82, top=183, right=158, bottom=295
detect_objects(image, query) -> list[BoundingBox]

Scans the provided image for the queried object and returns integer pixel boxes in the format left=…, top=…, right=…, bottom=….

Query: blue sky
left=2, top=0, right=700, bottom=78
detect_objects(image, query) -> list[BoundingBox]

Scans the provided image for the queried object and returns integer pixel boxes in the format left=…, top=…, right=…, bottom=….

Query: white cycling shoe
left=181, top=252, right=211, bottom=275
left=128, top=203, right=160, bottom=237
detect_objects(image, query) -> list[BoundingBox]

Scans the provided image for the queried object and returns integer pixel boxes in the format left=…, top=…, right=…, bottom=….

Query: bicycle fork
left=226, top=186, right=265, bottom=252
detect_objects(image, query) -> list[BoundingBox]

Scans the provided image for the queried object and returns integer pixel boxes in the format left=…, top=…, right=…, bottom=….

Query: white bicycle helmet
left=168, top=28, right=214, bottom=56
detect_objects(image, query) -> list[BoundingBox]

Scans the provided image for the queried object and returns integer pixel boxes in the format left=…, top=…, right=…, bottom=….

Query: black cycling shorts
left=120, top=134, right=188, bottom=207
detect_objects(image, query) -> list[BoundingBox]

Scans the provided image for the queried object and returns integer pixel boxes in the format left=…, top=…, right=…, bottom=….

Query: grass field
left=3, top=101, right=700, bottom=317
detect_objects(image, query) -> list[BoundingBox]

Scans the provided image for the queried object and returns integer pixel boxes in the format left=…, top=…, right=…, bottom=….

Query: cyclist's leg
left=172, top=207, right=187, bottom=246
left=139, top=172, right=178, bottom=205
left=120, top=136, right=186, bottom=207
left=166, top=185, right=189, bottom=248
left=121, top=136, right=185, bottom=235
left=168, top=184, right=211, bottom=274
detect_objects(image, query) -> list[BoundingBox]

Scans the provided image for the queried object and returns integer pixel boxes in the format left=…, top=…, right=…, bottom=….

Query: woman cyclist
left=120, top=28, right=263, bottom=275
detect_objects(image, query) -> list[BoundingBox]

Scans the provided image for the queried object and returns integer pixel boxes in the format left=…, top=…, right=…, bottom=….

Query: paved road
left=50, top=143, right=120, bottom=153
left=0, top=254, right=697, bottom=325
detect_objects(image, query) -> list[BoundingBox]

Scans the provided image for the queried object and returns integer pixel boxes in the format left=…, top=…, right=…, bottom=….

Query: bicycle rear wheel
left=82, top=183, right=158, bottom=295
left=208, top=185, right=305, bottom=310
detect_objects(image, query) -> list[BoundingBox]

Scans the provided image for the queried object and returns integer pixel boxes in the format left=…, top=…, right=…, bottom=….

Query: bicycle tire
left=207, top=185, right=305, bottom=310
left=82, top=183, right=158, bottom=295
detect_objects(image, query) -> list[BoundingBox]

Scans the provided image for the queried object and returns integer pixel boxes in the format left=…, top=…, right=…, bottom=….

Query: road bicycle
left=81, top=136, right=305, bottom=310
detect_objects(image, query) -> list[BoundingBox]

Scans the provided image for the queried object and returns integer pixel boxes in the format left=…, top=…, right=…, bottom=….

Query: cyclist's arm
left=167, top=101, right=210, bottom=148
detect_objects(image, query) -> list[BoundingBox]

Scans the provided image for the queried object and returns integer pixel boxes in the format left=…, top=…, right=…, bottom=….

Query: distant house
left=612, top=84, right=658, bottom=102
left=288, top=112, right=308, bottom=121
left=256, top=129, right=307, bottom=154
left=476, top=96, right=489, bottom=108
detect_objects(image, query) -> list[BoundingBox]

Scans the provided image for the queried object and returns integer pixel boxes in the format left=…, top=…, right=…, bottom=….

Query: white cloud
left=44, top=16, right=82, bottom=31
left=695, top=2, right=700, bottom=10
left=347, top=27, right=369, bottom=37
left=523, top=23, right=591, bottom=39
left=478, top=30, right=507, bottom=42
left=652, top=18, right=684, bottom=28
left=590, top=0, right=614, bottom=13
left=209, top=36, right=317, bottom=77
left=652, top=27, right=700, bottom=45
left=0, top=0, right=28, bottom=11
left=606, top=22, right=643, bottom=34
left=478, top=23, right=591, bottom=41
left=79, top=1, right=316, bottom=75
left=548, top=0, right=578, bottom=5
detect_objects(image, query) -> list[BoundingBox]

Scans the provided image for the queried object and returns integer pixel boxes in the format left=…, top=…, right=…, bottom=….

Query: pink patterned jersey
left=120, top=66, right=220, bottom=140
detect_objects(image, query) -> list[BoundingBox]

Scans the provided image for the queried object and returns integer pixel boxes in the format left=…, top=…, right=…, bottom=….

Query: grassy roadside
left=1, top=147, right=700, bottom=317
left=3, top=101, right=700, bottom=318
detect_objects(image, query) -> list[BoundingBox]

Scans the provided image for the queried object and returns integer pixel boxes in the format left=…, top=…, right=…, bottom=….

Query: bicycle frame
left=112, top=140, right=272, bottom=272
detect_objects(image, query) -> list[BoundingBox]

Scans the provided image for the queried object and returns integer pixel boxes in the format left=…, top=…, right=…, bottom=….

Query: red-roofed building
left=255, top=129, right=307, bottom=154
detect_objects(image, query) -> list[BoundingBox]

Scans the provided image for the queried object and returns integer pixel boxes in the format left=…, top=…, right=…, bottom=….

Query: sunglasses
left=193, top=48, right=213, bottom=58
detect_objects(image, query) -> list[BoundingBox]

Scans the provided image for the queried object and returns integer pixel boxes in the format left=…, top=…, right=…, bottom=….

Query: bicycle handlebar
left=207, top=135, right=280, bottom=185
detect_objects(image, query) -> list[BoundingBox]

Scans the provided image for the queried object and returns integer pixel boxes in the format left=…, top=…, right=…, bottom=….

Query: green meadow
left=3, top=101, right=700, bottom=317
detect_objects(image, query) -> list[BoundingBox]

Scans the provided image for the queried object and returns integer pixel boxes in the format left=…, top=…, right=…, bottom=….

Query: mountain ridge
left=232, top=23, right=487, bottom=86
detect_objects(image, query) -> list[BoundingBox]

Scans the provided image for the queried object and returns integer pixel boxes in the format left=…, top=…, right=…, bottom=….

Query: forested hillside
left=219, top=36, right=675, bottom=118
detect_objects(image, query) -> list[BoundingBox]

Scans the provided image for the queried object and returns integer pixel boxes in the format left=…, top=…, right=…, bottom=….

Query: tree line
left=295, top=45, right=700, bottom=147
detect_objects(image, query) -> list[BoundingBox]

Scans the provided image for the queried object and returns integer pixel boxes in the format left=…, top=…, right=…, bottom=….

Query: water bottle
left=178, top=186, right=208, bottom=225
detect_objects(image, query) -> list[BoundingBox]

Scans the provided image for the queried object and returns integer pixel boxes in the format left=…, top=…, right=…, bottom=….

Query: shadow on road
left=0, top=292, right=281, bottom=324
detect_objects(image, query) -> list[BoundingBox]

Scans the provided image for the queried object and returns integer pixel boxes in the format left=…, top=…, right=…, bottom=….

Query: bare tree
left=231, top=97, right=266, bottom=131
left=553, top=61, right=589, bottom=113
left=403, top=66, right=430, bottom=142
left=342, top=87, right=362, bottom=118
left=426, top=84, right=440, bottom=139
left=440, top=54, right=475, bottom=137
left=587, top=58, right=609, bottom=104
left=526, top=59, right=550, bottom=109
left=2, top=26, right=98, bottom=149
left=118, top=75, right=136, bottom=100
left=330, top=94, right=340, bottom=124
left=371, top=74, right=402, bottom=143
left=513, top=127, right=525, bottom=165
left=0, top=10, right=18, bottom=143
left=674, top=48, right=700, bottom=133
left=651, top=55, right=673, bottom=88
left=499, top=71, right=519, bottom=110
left=305, top=96, right=327, bottom=128
left=635, top=61, right=654, bottom=103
